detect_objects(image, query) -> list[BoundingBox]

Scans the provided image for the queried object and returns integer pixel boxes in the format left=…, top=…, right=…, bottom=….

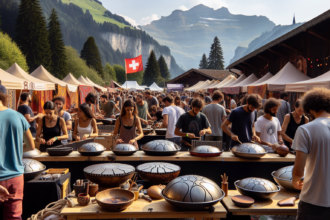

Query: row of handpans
left=22, top=155, right=301, bottom=210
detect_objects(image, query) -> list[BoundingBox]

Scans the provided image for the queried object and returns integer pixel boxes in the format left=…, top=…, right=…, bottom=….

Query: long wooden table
left=30, top=151, right=295, bottom=162
left=222, top=189, right=299, bottom=216
left=61, top=197, right=227, bottom=220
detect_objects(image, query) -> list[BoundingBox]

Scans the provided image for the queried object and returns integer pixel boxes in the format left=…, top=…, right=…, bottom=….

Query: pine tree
left=158, top=55, right=170, bottom=79
left=199, top=53, right=208, bottom=69
left=15, top=0, right=52, bottom=72
left=142, top=50, right=161, bottom=86
left=48, top=9, right=67, bottom=79
left=207, top=36, right=225, bottom=70
left=80, top=36, right=104, bottom=78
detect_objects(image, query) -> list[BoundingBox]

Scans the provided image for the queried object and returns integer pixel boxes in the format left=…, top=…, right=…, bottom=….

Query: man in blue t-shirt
left=0, top=89, right=35, bottom=219
left=222, top=94, right=262, bottom=149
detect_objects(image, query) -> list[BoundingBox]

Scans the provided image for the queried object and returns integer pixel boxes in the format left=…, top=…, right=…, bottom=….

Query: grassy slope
left=61, top=0, right=129, bottom=28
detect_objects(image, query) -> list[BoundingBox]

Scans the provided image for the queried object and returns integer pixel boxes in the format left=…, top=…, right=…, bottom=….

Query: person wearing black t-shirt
left=175, top=98, right=211, bottom=151
left=17, top=92, right=43, bottom=137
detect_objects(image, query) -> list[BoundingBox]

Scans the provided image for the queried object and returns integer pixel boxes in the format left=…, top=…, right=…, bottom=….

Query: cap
left=0, top=84, right=7, bottom=94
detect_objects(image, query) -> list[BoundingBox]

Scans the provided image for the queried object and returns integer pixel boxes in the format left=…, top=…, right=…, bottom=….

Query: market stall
left=222, top=73, right=258, bottom=94
left=184, top=81, right=204, bottom=91
left=149, top=82, right=163, bottom=92
left=219, top=74, right=246, bottom=91
left=121, top=81, right=145, bottom=91
left=85, top=76, right=107, bottom=92
left=241, top=72, right=273, bottom=93
left=213, top=75, right=237, bottom=88
left=285, top=69, right=330, bottom=92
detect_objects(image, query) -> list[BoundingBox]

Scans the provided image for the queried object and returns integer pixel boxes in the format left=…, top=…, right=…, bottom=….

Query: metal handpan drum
left=78, top=142, right=106, bottom=156
left=231, top=143, right=267, bottom=159
left=22, top=159, right=46, bottom=181
left=161, top=175, right=225, bottom=210
left=189, top=145, right=223, bottom=157
left=136, top=162, right=181, bottom=184
left=272, top=165, right=301, bottom=191
left=84, top=163, right=135, bottom=187
left=234, top=177, right=280, bottom=200
left=141, top=140, right=180, bottom=156
left=112, top=144, right=137, bottom=156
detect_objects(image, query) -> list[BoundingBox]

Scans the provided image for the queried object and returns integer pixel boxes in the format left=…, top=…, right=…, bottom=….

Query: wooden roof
left=168, top=68, right=241, bottom=84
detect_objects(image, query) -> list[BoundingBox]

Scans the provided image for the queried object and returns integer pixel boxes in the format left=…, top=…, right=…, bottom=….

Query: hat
left=0, top=84, right=6, bottom=94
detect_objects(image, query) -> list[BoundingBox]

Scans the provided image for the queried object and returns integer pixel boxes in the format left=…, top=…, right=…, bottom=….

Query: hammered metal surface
left=232, top=143, right=266, bottom=154
left=79, top=142, right=105, bottom=152
left=83, top=163, right=135, bottom=177
left=236, top=178, right=278, bottom=192
left=191, top=146, right=221, bottom=153
left=273, top=165, right=294, bottom=180
left=112, top=144, right=136, bottom=152
left=137, top=162, right=180, bottom=173
left=142, top=140, right=180, bottom=151
left=163, top=175, right=222, bottom=203
left=22, top=159, right=46, bottom=173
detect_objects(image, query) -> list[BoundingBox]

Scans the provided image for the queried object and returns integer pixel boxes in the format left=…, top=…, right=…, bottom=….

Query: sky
left=100, top=0, right=330, bottom=26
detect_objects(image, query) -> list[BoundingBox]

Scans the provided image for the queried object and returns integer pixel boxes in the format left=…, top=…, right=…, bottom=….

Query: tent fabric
left=63, top=73, right=86, bottom=86
left=203, top=80, right=220, bottom=90
left=149, top=82, right=163, bottom=91
left=184, top=81, right=204, bottom=91
left=0, top=68, right=27, bottom=90
left=249, top=62, right=310, bottom=91
left=78, top=76, right=94, bottom=86
left=187, top=80, right=212, bottom=91
left=216, top=77, right=237, bottom=88
left=220, top=74, right=246, bottom=92
left=121, top=81, right=144, bottom=91
left=223, top=74, right=258, bottom=94
left=285, top=70, right=330, bottom=92
left=212, top=75, right=237, bottom=88
left=30, top=65, right=77, bottom=92
left=85, top=77, right=107, bottom=92
left=79, top=85, right=94, bottom=104
left=242, top=72, right=273, bottom=93
left=7, top=63, right=55, bottom=91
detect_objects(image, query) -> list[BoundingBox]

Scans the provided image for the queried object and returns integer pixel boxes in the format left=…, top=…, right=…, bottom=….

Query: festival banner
left=247, top=84, right=267, bottom=98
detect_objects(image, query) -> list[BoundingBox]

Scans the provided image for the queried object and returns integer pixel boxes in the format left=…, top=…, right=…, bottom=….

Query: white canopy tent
left=285, top=70, right=330, bottom=92
left=187, top=80, right=212, bottom=91
left=220, top=74, right=246, bottom=91
left=0, top=68, right=29, bottom=90
left=249, top=62, right=310, bottom=91
left=213, top=75, right=237, bottom=88
left=242, top=72, right=273, bottom=93
left=121, top=81, right=144, bottom=91
left=184, top=81, right=205, bottom=91
left=195, top=80, right=216, bottom=90
left=30, top=65, right=77, bottom=92
left=7, top=63, right=55, bottom=91
left=149, top=82, right=163, bottom=92
left=63, top=73, right=87, bottom=86
left=85, top=77, right=107, bottom=92
left=78, top=76, right=94, bottom=86
left=225, top=74, right=258, bottom=89
left=201, top=80, right=219, bottom=91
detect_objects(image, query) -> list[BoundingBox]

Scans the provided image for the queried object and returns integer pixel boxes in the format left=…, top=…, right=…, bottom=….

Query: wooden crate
left=45, top=168, right=69, bottom=175
left=45, top=168, right=70, bottom=199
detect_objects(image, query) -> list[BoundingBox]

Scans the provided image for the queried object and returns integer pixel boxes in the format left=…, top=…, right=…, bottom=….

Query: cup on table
left=221, top=182, right=228, bottom=197
left=73, top=184, right=85, bottom=197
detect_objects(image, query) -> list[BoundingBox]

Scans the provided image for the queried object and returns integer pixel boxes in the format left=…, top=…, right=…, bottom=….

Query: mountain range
left=139, top=4, right=277, bottom=69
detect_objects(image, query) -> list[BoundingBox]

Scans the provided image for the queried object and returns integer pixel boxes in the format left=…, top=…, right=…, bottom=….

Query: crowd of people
left=1, top=82, right=330, bottom=219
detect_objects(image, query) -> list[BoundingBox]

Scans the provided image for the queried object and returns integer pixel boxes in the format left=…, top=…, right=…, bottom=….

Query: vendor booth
left=242, top=72, right=273, bottom=93
left=121, top=81, right=144, bottom=91
left=149, top=82, right=163, bottom=92
left=222, top=74, right=258, bottom=94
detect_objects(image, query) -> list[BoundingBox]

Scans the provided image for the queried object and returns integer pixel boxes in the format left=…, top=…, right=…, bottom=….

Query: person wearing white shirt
left=255, top=98, right=284, bottom=152
left=161, top=96, right=185, bottom=145
left=292, top=88, right=330, bottom=219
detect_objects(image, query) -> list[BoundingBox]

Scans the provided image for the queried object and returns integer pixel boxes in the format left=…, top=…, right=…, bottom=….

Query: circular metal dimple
left=83, top=163, right=135, bottom=177
left=22, top=159, right=46, bottom=173
left=236, top=177, right=278, bottom=192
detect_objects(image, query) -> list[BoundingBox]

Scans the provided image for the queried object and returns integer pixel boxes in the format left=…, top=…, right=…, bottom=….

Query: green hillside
left=62, top=0, right=129, bottom=28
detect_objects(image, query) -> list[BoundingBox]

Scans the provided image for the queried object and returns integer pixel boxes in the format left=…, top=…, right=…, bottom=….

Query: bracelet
left=54, top=137, right=58, bottom=141
left=186, top=133, right=189, bottom=137
left=88, top=134, right=91, bottom=138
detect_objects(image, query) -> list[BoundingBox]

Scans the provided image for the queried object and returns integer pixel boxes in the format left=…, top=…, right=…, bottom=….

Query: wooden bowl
left=95, top=189, right=134, bottom=211
left=231, top=195, right=254, bottom=207
left=77, top=193, right=90, bottom=206
left=147, top=185, right=166, bottom=200
left=277, top=145, right=289, bottom=157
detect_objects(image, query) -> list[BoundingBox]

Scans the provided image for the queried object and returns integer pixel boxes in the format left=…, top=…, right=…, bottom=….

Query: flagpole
left=125, top=60, right=127, bottom=91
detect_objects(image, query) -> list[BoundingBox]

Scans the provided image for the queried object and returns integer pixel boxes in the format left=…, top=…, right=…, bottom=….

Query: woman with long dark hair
left=73, top=103, right=98, bottom=141
left=36, top=101, right=68, bottom=152
left=113, top=99, right=143, bottom=149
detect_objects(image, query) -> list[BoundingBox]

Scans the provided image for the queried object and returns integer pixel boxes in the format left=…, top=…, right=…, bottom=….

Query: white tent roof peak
left=6, top=63, right=55, bottom=90
left=242, top=72, right=273, bottom=93
left=285, top=70, right=330, bottom=92
left=85, top=77, right=107, bottom=92
left=121, top=81, right=144, bottom=91
left=149, top=82, right=163, bottom=91
left=63, top=73, right=86, bottom=86
left=78, top=76, right=93, bottom=86
left=0, top=68, right=27, bottom=90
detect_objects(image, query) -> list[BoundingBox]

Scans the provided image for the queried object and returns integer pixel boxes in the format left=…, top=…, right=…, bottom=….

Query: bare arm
left=134, top=117, right=144, bottom=141
left=24, top=114, right=38, bottom=123
left=23, top=129, right=35, bottom=152
left=113, top=118, right=120, bottom=137
left=281, top=114, right=292, bottom=143
left=57, top=118, right=68, bottom=140
left=174, top=127, right=196, bottom=138
left=36, top=118, right=45, bottom=144
left=277, top=131, right=284, bottom=145
left=221, top=119, right=234, bottom=137
left=113, top=105, right=120, bottom=115
left=72, top=119, right=79, bottom=140
left=292, top=150, right=307, bottom=190
left=162, top=114, right=168, bottom=128
left=90, top=119, right=98, bottom=137
left=66, top=119, right=72, bottom=131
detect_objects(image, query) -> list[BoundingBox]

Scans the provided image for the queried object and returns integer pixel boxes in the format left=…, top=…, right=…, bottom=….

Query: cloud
left=140, top=14, right=159, bottom=25
left=178, top=5, right=189, bottom=11
left=118, top=14, right=138, bottom=27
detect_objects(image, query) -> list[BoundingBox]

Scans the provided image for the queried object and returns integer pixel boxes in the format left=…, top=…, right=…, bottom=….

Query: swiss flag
left=125, top=55, right=144, bottom=74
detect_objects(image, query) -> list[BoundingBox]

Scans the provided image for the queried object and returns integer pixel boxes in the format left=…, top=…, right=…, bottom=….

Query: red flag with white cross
left=125, top=55, right=144, bottom=74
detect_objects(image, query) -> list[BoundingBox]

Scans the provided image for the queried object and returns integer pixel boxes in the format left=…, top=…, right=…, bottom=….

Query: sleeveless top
left=77, top=118, right=93, bottom=140
left=39, top=117, right=62, bottom=152
left=119, top=116, right=138, bottom=149
left=285, top=113, right=306, bottom=149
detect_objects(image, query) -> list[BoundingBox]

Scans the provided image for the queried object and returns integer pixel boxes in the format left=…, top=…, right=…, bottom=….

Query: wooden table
left=61, top=198, right=227, bottom=220
left=222, top=189, right=299, bottom=216
left=30, top=151, right=295, bottom=162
